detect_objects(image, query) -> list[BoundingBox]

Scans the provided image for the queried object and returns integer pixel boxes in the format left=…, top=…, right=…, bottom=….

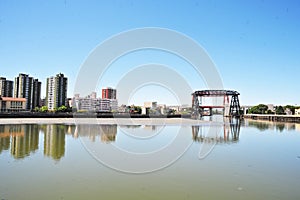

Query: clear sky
left=0, top=0, right=299, bottom=106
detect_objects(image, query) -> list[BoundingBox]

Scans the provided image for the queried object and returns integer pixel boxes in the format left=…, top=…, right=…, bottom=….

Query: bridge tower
left=229, top=94, right=241, bottom=117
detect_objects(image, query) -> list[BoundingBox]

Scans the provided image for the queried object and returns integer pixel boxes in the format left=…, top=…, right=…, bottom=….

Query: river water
left=0, top=118, right=299, bottom=200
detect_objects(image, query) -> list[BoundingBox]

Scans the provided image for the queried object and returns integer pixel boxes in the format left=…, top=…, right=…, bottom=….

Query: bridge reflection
left=192, top=118, right=241, bottom=143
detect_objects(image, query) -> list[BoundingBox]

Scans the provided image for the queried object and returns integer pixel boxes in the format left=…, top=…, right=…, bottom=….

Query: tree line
left=247, top=104, right=300, bottom=115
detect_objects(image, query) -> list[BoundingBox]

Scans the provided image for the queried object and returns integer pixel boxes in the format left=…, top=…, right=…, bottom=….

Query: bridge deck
left=199, top=106, right=225, bottom=109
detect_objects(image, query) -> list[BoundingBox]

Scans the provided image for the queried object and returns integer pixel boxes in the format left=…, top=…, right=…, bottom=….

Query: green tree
left=283, top=105, right=300, bottom=115
left=57, top=105, right=68, bottom=112
left=275, top=106, right=285, bottom=115
left=129, top=105, right=142, bottom=114
left=133, top=106, right=142, bottom=114
left=40, top=106, right=48, bottom=113
left=248, top=104, right=268, bottom=114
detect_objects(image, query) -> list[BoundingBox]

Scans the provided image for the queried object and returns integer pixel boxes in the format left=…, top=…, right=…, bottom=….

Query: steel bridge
left=192, top=90, right=241, bottom=118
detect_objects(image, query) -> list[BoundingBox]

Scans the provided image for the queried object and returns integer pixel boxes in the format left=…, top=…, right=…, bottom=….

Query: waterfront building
left=14, top=73, right=41, bottom=110
left=73, top=92, right=118, bottom=112
left=102, top=87, right=116, bottom=99
left=142, top=102, right=158, bottom=114
left=0, top=97, right=26, bottom=112
left=32, top=79, right=42, bottom=109
left=267, top=104, right=274, bottom=112
left=295, top=108, right=300, bottom=116
left=46, top=73, right=68, bottom=110
left=285, top=108, right=293, bottom=115
left=0, top=77, right=13, bottom=97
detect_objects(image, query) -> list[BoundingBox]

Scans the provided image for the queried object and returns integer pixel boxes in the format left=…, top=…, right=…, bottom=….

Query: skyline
left=1, top=0, right=299, bottom=106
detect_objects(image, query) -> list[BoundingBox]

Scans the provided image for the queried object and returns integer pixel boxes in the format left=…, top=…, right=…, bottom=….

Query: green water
left=0, top=119, right=299, bottom=200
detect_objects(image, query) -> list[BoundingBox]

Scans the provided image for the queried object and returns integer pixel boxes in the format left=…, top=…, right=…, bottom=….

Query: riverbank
left=0, top=112, right=191, bottom=118
left=0, top=117, right=222, bottom=126
left=244, top=114, right=300, bottom=123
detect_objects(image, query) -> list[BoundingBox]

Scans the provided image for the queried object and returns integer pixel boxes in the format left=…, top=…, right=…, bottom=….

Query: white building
left=295, top=108, right=300, bottom=116
left=142, top=102, right=158, bottom=115
left=46, top=73, right=67, bottom=110
left=73, top=93, right=118, bottom=112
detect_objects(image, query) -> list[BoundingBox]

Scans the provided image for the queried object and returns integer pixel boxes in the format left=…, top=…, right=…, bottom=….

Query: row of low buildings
left=0, top=73, right=68, bottom=112
left=72, top=88, right=118, bottom=112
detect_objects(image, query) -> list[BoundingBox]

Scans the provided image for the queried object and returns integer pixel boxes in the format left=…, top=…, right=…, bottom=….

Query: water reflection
left=74, top=125, right=117, bottom=143
left=43, top=125, right=66, bottom=161
left=192, top=118, right=241, bottom=143
left=0, top=124, right=39, bottom=159
left=245, top=119, right=297, bottom=132
left=0, top=124, right=70, bottom=160
left=1, top=119, right=300, bottom=161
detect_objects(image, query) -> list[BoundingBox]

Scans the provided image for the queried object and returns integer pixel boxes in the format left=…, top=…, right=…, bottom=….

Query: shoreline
left=244, top=114, right=300, bottom=123
left=0, top=117, right=222, bottom=126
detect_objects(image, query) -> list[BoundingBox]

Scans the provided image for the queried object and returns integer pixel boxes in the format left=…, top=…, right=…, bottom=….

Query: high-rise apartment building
left=102, top=87, right=116, bottom=99
left=0, top=77, right=13, bottom=97
left=46, top=73, right=68, bottom=110
left=32, top=79, right=41, bottom=110
left=14, top=73, right=41, bottom=110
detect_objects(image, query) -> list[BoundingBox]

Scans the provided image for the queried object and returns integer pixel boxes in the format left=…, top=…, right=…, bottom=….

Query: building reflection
left=74, top=124, right=117, bottom=143
left=192, top=118, right=241, bottom=143
left=43, top=125, right=66, bottom=161
left=0, top=124, right=69, bottom=161
left=144, top=125, right=156, bottom=131
left=0, top=124, right=39, bottom=159
left=119, top=125, right=141, bottom=129
left=0, top=126, right=11, bottom=154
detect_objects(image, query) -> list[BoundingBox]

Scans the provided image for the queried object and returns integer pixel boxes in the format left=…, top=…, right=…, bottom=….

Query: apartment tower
left=46, top=73, right=68, bottom=110
left=14, top=73, right=41, bottom=110
left=0, top=77, right=13, bottom=97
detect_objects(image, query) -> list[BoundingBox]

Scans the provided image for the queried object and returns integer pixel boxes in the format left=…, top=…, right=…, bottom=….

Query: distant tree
left=34, top=107, right=40, bottom=112
left=57, top=105, right=68, bottom=112
left=248, top=104, right=268, bottom=114
left=168, top=109, right=176, bottom=115
left=134, top=106, right=142, bottom=114
left=275, top=106, right=285, bottom=115
left=284, top=105, right=298, bottom=115
left=40, top=106, right=48, bottom=113
left=266, top=109, right=274, bottom=114
left=129, top=105, right=142, bottom=114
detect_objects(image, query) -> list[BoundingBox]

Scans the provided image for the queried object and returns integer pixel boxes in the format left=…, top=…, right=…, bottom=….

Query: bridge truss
left=192, top=90, right=241, bottom=118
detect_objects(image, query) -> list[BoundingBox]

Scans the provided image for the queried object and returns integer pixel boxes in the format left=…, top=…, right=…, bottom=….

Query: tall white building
left=46, top=73, right=68, bottom=110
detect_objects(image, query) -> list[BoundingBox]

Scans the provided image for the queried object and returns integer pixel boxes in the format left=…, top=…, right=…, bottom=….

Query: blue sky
left=0, top=0, right=299, bottom=106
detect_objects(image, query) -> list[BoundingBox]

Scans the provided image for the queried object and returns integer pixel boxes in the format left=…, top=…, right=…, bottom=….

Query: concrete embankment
left=244, top=114, right=300, bottom=123
left=0, top=112, right=191, bottom=119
